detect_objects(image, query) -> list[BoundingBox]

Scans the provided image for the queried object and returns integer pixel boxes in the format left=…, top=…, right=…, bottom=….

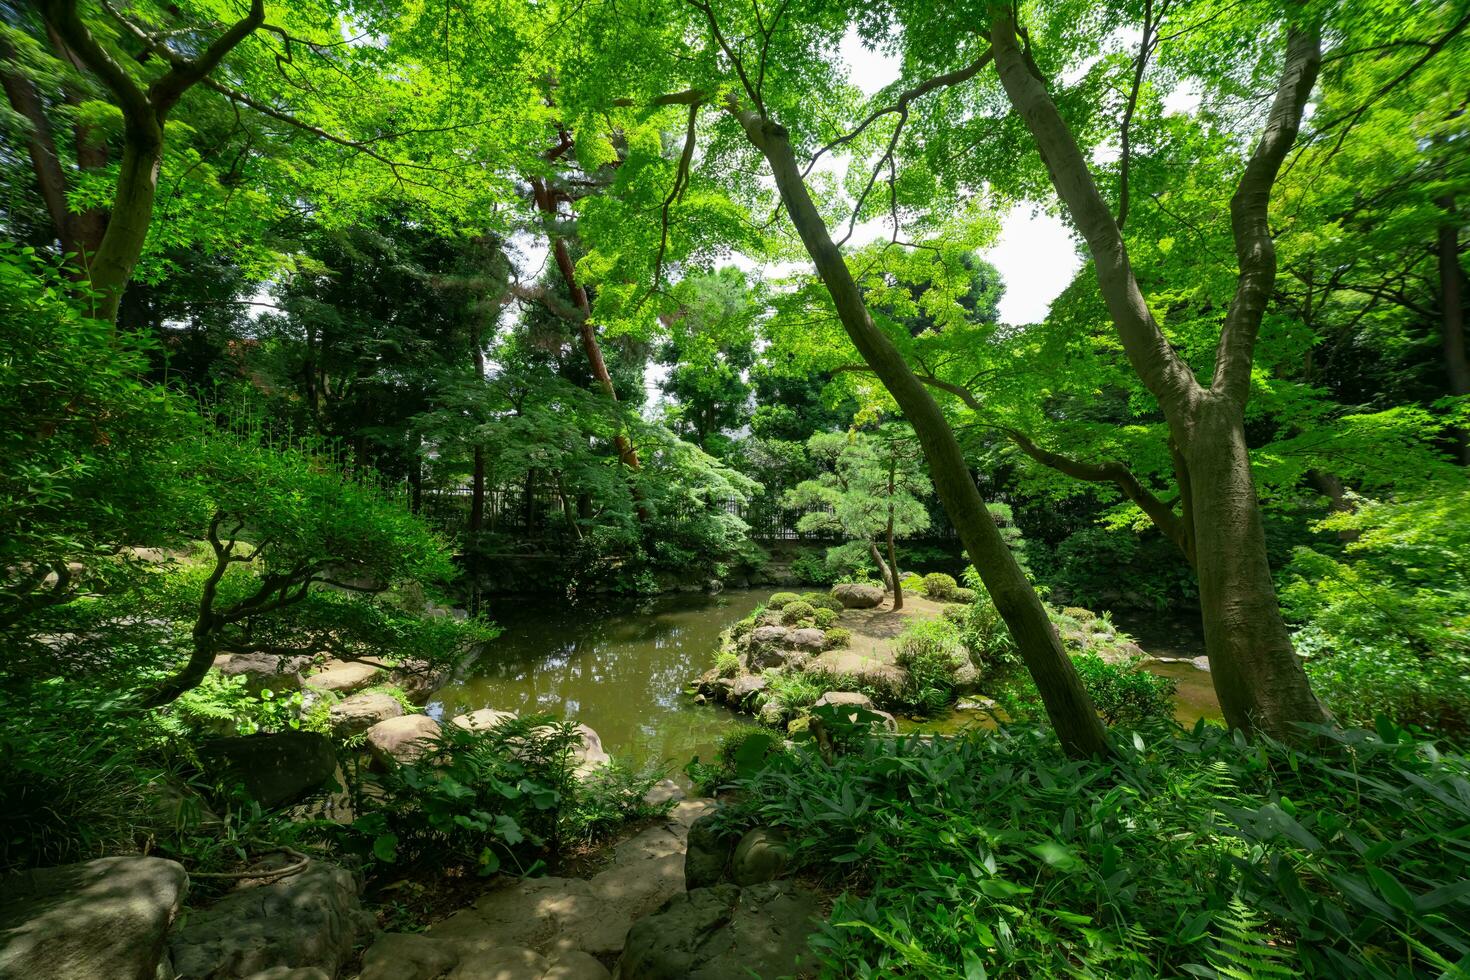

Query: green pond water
left=426, top=589, right=1222, bottom=778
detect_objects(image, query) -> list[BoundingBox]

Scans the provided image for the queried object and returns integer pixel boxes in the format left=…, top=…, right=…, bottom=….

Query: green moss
left=768, top=592, right=801, bottom=610
left=921, top=572, right=959, bottom=601
left=780, top=600, right=816, bottom=625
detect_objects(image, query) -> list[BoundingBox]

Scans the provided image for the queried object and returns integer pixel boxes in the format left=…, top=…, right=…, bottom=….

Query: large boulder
left=745, top=643, right=792, bottom=672
left=0, top=856, right=187, bottom=980
left=169, top=857, right=371, bottom=979
left=451, top=708, right=518, bottom=732
left=571, top=723, right=610, bottom=777
left=219, top=652, right=310, bottom=696
left=616, top=881, right=820, bottom=980
left=785, top=628, right=826, bottom=652
left=730, top=829, right=789, bottom=887
left=727, top=674, right=767, bottom=705
left=199, top=732, right=336, bottom=808
left=812, top=691, right=898, bottom=733
left=366, top=714, right=442, bottom=767
left=831, top=583, right=884, bottom=609
left=683, top=810, right=734, bottom=890
left=329, top=692, right=404, bottom=738
left=303, top=660, right=383, bottom=695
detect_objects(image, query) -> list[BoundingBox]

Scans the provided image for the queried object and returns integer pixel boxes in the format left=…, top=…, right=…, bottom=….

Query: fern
left=1205, top=898, right=1299, bottom=979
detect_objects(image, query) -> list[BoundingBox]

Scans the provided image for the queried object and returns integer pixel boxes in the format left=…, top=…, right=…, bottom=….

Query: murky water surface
left=428, top=590, right=1221, bottom=773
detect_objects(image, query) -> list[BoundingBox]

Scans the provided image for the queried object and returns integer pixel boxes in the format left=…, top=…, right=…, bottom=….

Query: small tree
left=785, top=427, right=932, bottom=609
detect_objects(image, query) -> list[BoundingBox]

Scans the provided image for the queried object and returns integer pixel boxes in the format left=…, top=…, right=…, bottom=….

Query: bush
left=1281, top=485, right=1470, bottom=735
left=893, top=619, right=965, bottom=713
left=780, top=600, right=816, bottom=625
left=920, top=572, right=959, bottom=601
left=790, top=552, right=841, bottom=585
left=800, top=591, right=844, bottom=612
left=955, top=593, right=1018, bottom=673
left=813, top=607, right=839, bottom=628
left=714, top=650, right=740, bottom=678
left=950, top=587, right=977, bottom=604
left=767, top=592, right=801, bottom=610
left=684, top=728, right=785, bottom=795
left=824, top=628, right=852, bottom=649
left=763, top=670, right=826, bottom=715
left=1069, top=653, right=1176, bottom=726
left=720, top=720, right=1470, bottom=978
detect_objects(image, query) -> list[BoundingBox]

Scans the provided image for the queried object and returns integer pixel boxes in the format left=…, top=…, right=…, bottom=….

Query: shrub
left=893, top=619, right=964, bottom=713
left=780, top=600, right=816, bottom=625
left=767, top=592, right=801, bottom=610
left=684, top=728, right=785, bottom=795
left=569, top=761, right=674, bottom=845
left=950, top=587, right=977, bottom=604
left=824, top=627, right=852, bottom=649
left=764, top=671, right=826, bottom=715
left=721, top=720, right=1470, bottom=978
left=789, top=552, right=840, bottom=585
left=920, top=572, right=958, bottom=601
left=1069, top=653, right=1176, bottom=726
left=342, top=715, right=656, bottom=877
left=801, top=591, right=844, bottom=612
left=813, top=607, right=839, bottom=629
left=714, top=650, right=741, bottom=678
left=955, top=594, right=1018, bottom=673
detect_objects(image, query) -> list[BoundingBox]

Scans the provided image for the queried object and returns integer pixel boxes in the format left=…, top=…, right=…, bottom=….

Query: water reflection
left=428, top=591, right=766, bottom=774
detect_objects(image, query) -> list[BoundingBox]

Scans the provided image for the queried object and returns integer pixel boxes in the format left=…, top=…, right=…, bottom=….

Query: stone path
left=355, top=797, right=713, bottom=980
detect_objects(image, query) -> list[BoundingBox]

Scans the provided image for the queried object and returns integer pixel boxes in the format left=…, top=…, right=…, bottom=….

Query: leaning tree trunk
left=733, top=104, right=1108, bottom=758
left=868, top=541, right=895, bottom=595
left=1181, top=397, right=1326, bottom=735
left=886, top=516, right=904, bottom=611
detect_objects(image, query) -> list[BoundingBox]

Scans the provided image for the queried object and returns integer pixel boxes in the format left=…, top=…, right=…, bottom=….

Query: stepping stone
left=304, top=660, right=383, bottom=695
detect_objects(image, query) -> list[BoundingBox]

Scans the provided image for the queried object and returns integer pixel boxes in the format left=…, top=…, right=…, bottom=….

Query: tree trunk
left=868, top=541, right=895, bottom=594
left=1437, top=194, right=1469, bottom=463
left=733, top=104, right=1108, bottom=758
left=886, top=520, right=903, bottom=611
left=1181, top=397, right=1327, bottom=734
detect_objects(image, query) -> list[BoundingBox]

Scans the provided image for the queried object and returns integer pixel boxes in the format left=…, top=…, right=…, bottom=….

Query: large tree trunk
left=733, top=104, right=1108, bottom=758
left=989, top=8, right=1327, bottom=739
left=1437, top=195, right=1469, bottom=463
left=1182, top=397, right=1325, bottom=735
left=886, top=518, right=904, bottom=611
left=868, top=541, right=895, bottom=595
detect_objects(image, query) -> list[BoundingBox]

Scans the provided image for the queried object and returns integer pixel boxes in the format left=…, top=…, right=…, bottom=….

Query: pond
left=426, top=589, right=1222, bottom=778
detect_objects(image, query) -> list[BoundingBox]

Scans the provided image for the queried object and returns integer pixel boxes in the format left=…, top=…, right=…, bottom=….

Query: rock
left=785, top=628, right=826, bottom=652
left=616, top=881, right=820, bottom=980
left=448, top=945, right=548, bottom=979
left=303, top=660, right=383, bottom=695
left=360, top=933, right=460, bottom=980
left=749, top=624, right=788, bottom=645
left=831, top=583, right=884, bottom=609
left=705, top=579, right=723, bottom=595
left=956, top=697, right=999, bottom=712
left=745, top=643, right=791, bottom=671
left=952, top=660, right=982, bottom=694
left=731, top=829, right=789, bottom=886
left=643, top=779, right=684, bottom=807
left=452, top=708, right=519, bottom=731
left=366, top=714, right=442, bottom=767
left=388, top=658, right=450, bottom=705
left=757, top=701, right=785, bottom=727
left=169, top=857, right=370, bottom=979
left=544, top=949, right=611, bottom=980
left=0, top=856, right=187, bottom=980
left=684, top=810, right=733, bottom=890
left=199, top=732, right=337, bottom=808
left=727, top=674, right=767, bottom=705
left=1191, top=655, right=1210, bottom=672
left=571, top=724, right=610, bottom=777
left=219, top=652, right=310, bottom=696
left=244, top=970, right=330, bottom=980
left=811, top=649, right=907, bottom=697
left=811, top=691, right=897, bottom=733
left=329, top=692, right=404, bottom=738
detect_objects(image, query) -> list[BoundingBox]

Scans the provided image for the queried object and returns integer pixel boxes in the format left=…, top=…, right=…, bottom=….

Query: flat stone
left=0, top=856, right=187, bottom=980
left=643, top=779, right=685, bottom=807
left=169, top=857, right=370, bottom=979
left=447, top=945, right=549, bottom=980
left=728, top=674, right=767, bottom=704
left=684, top=810, right=733, bottom=890
left=616, top=881, right=820, bottom=980
left=329, top=692, right=404, bottom=738
left=366, top=714, right=442, bottom=767
left=304, top=660, right=383, bottom=695
left=749, top=625, right=788, bottom=646
left=811, top=691, right=896, bottom=732
left=810, top=650, right=907, bottom=695
left=360, top=933, right=459, bottom=980
left=544, top=950, right=611, bottom=980
left=452, top=708, right=518, bottom=732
